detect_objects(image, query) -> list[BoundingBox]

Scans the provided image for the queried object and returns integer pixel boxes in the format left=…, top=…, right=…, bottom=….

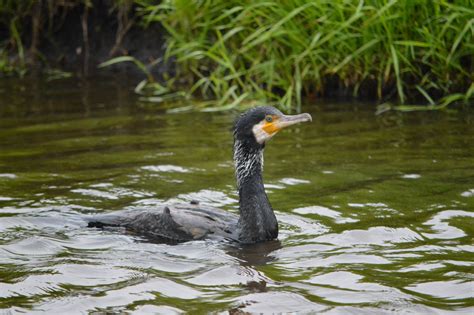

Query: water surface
left=0, top=77, right=473, bottom=314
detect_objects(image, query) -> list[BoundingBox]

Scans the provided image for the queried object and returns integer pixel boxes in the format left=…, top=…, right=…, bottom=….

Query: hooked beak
left=256, top=112, right=312, bottom=144
left=276, top=113, right=312, bottom=130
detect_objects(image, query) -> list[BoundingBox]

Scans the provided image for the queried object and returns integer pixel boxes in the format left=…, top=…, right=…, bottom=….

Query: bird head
left=234, top=106, right=312, bottom=148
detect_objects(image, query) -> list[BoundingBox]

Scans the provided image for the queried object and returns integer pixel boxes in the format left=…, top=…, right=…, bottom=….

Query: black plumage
left=86, top=106, right=311, bottom=244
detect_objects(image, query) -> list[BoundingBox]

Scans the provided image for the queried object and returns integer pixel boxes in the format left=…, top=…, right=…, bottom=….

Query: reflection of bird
left=87, top=106, right=312, bottom=244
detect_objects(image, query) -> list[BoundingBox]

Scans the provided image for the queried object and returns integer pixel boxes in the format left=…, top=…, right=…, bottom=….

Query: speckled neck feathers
left=233, top=140, right=264, bottom=189
left=233, top=138, right=278, bottom=244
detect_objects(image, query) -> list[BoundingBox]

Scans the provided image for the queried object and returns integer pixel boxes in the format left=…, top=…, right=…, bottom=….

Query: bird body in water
left=87, top=106, right=312, bottom=244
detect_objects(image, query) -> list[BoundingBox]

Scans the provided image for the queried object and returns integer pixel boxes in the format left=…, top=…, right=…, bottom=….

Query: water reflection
left=422, top=210, right=474, bottom=240
left=225, top=240, right=282, bottom=266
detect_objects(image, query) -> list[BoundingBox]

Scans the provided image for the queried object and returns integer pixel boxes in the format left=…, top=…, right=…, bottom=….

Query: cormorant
left=87, top=106, right=312, bottom=244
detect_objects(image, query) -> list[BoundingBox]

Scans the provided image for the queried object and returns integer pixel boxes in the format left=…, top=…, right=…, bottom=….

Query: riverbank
left=0, top=1, right=170, bottom=77
left=1, top=1, right=472, bottom=111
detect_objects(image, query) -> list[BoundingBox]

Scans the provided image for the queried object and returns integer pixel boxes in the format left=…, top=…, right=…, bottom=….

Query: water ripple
left=406, top=280, right=473, bottom=300
left=312, top=227, right=422, bottom=246
left=422, top=210, right=474, bottom=240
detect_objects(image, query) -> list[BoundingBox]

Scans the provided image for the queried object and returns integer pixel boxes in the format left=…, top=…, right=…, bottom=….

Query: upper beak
left=276, top=113, right=312, bottom=129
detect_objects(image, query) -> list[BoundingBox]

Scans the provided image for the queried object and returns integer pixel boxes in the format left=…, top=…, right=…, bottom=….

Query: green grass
left=1, top=0, right=473, bottom=111
left=135, top=0, right=473, bottom=111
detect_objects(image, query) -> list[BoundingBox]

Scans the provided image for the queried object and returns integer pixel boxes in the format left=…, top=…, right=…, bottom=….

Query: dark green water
left=0, top=77, right=473, bottom=314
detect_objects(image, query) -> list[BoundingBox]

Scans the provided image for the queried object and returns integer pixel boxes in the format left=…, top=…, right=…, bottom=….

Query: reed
left=1, top=0, right=472, bottom=110
left=137, top=0, right=473, bottom=111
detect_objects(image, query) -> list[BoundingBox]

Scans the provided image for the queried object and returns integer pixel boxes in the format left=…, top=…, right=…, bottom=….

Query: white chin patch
left=252, top=121, right=273, bottom=144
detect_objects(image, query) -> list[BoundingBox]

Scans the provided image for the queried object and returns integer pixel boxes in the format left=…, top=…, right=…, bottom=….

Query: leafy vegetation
left=136, top=0, right=473, bottom=111
left=1, top=0, right=473, bottom=111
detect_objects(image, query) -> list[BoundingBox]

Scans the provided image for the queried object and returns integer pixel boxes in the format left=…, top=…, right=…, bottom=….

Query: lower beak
left=276, top=113, right=312, bottom=129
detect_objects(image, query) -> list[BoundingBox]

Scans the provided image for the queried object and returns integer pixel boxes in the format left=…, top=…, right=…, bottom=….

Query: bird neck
left=233, top=139, right=278, bottom=243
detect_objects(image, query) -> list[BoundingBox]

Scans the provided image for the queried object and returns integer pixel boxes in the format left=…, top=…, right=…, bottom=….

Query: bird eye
left=265, top=115, right=273, bottom=122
